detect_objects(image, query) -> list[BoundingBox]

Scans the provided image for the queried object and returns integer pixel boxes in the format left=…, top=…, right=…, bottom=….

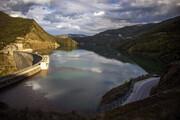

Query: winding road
left=122, top=77, right=160, bottom=105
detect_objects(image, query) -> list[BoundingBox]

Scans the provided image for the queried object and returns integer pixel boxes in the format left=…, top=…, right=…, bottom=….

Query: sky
left=0, top=0, right=180, bottom=35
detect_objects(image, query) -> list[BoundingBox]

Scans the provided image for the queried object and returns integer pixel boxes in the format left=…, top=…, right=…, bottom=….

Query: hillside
left=55, top=35, right=78, bottom=48
left=68, top=34, right=87, bottom=38
left=0, top=11, right=60, bottom=51
left=73, top=22, right=158, bottom=48
left=55, top=34, right=87, bottom=39
left=119, top=16, right=180, bottom=62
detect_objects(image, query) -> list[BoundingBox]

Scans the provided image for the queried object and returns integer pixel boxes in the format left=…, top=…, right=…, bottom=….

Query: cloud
left=56, top=23, right=80, bottom=30
left=9, top=11, right=27, bottom=17
left=93, top=11, right=105, bottom=16
left=0, top=0, right=180, bottom=35
left=22, top=0, right=51, bottom=5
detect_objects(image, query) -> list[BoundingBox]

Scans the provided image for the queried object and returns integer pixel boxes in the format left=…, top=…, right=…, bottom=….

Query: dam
left=0, top=51, right=49, bottom=89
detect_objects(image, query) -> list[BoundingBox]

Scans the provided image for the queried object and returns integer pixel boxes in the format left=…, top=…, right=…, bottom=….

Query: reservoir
left=0, top=49, right=148, bottom=112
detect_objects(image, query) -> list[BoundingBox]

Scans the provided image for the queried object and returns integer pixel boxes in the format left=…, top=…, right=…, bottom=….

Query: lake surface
left=24, top=49, right=146, bottom=111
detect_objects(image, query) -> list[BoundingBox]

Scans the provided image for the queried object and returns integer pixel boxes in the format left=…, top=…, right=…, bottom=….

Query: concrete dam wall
left=13, top=51, right=42, bottom=70
left=0, top=51, right=49, bottom=89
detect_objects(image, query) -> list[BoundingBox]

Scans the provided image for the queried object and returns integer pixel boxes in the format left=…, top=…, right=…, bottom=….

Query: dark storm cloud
left=8, top=2, right=35, bottom=14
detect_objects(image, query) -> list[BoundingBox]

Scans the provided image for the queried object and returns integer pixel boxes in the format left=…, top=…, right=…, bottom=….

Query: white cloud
left=93, top=11, right=105, bottom=16
left=177, top=2, right=180, bottom=6
left=22, top=0, right=51, bottom=5
left=10, top=11, right=27, bottom=17
left=56, top=23, right=80, bottom=30
left=26, top=6, right=52, bottom=24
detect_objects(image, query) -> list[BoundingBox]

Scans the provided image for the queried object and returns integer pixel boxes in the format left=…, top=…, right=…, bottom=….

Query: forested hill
left=119, top=16, right=180, bottom=62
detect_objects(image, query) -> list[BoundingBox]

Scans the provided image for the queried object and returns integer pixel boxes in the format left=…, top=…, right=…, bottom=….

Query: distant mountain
left=54, top=34, right=70, bottom=39
left=0, top=11, right=60, bottom=51
left=68, top=34, right=88, bottom=38
left=73, top=22, right=159, bottom=48
left=119, top=16, right=180, bottom=62
left=55, top=34, right=87, bottom=39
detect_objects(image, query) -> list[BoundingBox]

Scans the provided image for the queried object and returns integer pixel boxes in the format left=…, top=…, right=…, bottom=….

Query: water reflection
left=26, top=49, right=146, bottom=111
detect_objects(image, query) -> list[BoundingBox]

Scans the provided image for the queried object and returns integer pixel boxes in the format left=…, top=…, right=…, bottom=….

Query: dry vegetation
left=0, top=53, right=17, bottom=77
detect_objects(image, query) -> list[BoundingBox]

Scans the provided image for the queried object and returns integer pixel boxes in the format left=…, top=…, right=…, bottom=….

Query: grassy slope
left=0, top=11, right=33, bottom=50
left=119, top=16, right=180, bottom=62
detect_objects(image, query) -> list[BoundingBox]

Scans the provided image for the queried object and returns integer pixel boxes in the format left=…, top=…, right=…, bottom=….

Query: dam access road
left=122, top=77, right=160, bottom=105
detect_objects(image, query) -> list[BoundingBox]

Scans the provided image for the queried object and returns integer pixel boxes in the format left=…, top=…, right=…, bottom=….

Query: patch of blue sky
left=44, top=6, right=56, bottom=12
left=109, top=1, right=119, bottom=4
